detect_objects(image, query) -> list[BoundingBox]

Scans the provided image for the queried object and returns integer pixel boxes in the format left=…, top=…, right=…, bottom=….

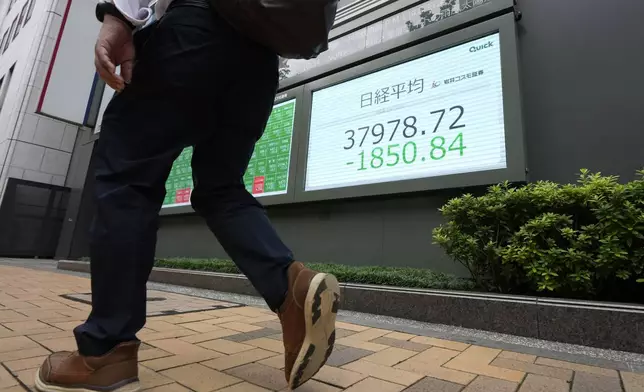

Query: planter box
left=58, top=260, right=644, bottom=354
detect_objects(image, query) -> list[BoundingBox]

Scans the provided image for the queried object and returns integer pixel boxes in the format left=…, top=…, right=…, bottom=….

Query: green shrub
left=156, top=258, right=242, bottom=274
left=154, top=258, right=475, bottom=291
left=433, top=169, right=644, bottom=302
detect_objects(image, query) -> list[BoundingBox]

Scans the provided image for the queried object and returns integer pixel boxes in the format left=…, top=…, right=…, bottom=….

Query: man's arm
left=94, top=0, right=155, bottom=91
left=94, top=11, right=136, bottom=91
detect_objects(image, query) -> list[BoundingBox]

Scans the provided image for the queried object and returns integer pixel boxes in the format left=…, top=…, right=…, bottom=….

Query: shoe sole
left=35, top=371, right=141, bottom=392
left=289, top=273, right=341, bottom=389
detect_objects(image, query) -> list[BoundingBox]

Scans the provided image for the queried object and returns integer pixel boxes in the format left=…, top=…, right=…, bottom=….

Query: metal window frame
left=279, top=0, right=515, bottom=91
left=159, top=86, right=307, bottom=216
left=83, top=74, right=105, bottom=129
left=292, top=13, right=526, bottom=203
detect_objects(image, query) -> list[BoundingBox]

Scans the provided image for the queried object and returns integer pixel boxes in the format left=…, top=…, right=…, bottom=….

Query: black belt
left=167, top=0, right=209, bottom=11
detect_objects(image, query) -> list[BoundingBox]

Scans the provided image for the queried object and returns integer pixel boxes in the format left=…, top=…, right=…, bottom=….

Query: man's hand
left=95, top=14, right=135, bottom=91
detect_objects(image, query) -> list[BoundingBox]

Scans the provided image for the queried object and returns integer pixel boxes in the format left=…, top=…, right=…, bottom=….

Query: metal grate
left=61, top=291, right=245, bottom=317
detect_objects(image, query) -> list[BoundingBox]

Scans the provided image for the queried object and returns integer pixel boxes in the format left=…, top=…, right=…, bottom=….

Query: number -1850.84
left=356, top=133, right=465, bottom=170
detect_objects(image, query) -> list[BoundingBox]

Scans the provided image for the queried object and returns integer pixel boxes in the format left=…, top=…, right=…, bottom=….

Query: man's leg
left=189, top=34, right=340, bottom=389
left=73, top=89, right=185, bottom=356
left=35, top=6, right=209, bottom=391
left=35, top=88, right=187, bottom=392
left=189, top=53, right=292, bottom=312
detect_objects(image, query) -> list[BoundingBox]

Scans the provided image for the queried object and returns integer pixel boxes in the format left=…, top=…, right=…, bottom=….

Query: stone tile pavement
left=1, top=265, right=643, bottom=392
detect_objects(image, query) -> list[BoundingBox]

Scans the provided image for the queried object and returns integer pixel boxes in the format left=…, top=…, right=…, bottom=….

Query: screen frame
left=294, top=13, right=526, bottom=203
left=159, top=86, right=306, bottom=216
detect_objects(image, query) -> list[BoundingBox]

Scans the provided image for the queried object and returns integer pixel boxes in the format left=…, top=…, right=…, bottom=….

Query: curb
left=57, top=260, right=644, bottom=354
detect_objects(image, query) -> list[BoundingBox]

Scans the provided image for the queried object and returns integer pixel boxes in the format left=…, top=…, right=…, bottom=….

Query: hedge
left=433, top=169, right=644, bottom=303
left=154, top=258, right=475, bottom=291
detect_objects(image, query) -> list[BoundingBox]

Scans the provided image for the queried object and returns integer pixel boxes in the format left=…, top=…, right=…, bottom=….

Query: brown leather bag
left=212, top=0, right=339, bottom=59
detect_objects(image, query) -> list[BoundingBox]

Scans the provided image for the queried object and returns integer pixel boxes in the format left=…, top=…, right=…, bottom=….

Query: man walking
left=34, top=0, right=340, bottom=390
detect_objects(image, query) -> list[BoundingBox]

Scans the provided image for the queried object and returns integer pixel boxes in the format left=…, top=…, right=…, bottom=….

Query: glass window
left=0, top=32, right=8, bottom=53
left=18, top=2, right=28, bottom=27
left=9, top=16, right=18, bottom=43
left=0, top=65, right=15, bottom=115
left=2, top=19, right=17, bottom=53
left=13, top=14, right=22, bottom=40
left=25, top=0, right=36, bottom=24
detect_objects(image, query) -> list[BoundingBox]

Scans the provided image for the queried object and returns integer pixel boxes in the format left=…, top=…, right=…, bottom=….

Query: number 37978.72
left=343, top=106, right=465, bottom=150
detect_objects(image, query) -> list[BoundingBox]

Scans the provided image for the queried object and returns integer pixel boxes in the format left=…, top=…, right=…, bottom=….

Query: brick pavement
left=0, top=265, right=643, bottom=392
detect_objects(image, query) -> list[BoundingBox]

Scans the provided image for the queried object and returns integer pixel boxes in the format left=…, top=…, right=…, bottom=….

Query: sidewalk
left=1, top=265, right=643, bottom=392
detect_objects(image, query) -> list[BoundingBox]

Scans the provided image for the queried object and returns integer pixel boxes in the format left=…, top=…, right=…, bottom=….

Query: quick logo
left=470, top=41, right=494, bottom=53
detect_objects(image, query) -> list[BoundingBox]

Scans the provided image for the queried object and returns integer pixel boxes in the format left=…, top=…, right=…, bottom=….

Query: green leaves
left=153, top=258, right=476, bottom=291
left=433, top=169, right=644, bottom=302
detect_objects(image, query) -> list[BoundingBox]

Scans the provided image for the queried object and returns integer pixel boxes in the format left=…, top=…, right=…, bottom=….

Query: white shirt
left=111, top=0, right=173, bottom=28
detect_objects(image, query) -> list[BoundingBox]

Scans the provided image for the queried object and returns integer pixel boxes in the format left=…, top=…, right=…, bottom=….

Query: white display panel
left=39, top=0, right=102, bottom=124
left=305, top=33, right=506, bottom=192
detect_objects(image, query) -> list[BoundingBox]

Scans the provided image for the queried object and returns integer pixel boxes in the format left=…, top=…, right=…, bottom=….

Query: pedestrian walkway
left=0, top=265, right=643, bottom=392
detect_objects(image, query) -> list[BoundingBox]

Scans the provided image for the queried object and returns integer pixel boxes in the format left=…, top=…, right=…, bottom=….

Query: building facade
left=0, top=0, right=78, bottom=198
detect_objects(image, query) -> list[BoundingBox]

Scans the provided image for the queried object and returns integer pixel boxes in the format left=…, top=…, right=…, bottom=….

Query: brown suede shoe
left=278, top=262, right=341, bottom=389
left=35, top=342, right=140, bottom=392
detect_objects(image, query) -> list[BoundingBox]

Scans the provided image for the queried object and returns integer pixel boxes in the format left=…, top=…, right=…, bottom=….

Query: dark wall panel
left=518, top=0, right=644, bottom=183
left=156, top=192, right=469, bottom=275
